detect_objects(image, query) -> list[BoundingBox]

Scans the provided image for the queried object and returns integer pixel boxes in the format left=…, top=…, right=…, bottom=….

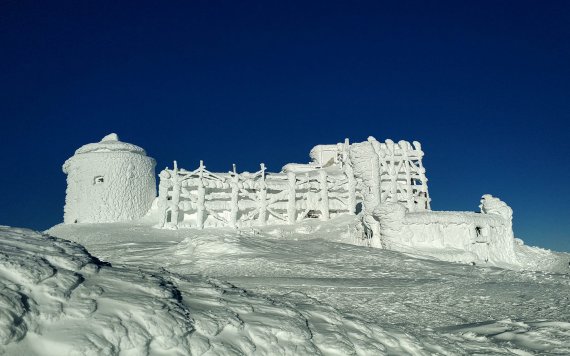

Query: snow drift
left=1, top=225, right=435, bottom=355
left=0, top=226, right=192, bottom=355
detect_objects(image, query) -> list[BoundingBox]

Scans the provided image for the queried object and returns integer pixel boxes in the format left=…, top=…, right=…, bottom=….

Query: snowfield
left=1, top=217, right=569, bottom=355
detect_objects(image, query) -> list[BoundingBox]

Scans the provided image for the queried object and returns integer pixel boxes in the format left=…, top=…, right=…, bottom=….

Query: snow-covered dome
left=62, top=133, right=156, bottom=224
left=73, top=133, right=147, bottom=156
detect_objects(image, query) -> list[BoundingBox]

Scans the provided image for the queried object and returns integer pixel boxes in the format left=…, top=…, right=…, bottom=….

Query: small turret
left=62, top=133, right=156, bottom=224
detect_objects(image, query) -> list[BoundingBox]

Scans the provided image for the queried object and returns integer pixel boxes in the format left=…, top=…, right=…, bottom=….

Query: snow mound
left=439, top=319, right=570, bottom=354
left=2, top=226, right=433, bottom=355
left=46, top=221, right=570, bottom=355
left=170, top=276, right=429, bottom=355
left=514, top=242, right=570, bottom=274
left=0, top=226, right=192, bottom=355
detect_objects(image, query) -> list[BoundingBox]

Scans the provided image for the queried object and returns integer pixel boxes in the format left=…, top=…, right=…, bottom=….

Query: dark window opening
left=306, top=210, right=321, bottom=219
left=355, top=202, right=363, bottom=215
left=94, top=176, right=104, bottom=185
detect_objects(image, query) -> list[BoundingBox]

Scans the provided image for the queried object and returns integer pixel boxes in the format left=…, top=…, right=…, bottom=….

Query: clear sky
left=1, top=1, right=568, bottom=251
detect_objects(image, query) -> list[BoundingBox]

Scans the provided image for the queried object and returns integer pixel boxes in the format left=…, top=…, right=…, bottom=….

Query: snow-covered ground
left=1, top=217, right=569, bottom=355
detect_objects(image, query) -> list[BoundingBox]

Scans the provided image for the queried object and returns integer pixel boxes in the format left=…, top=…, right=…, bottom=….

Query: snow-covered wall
left=63, top=134, right=156, bottom=224
left=368, top=196, right=518, bottom=264
left=349, top=136, right=517, bottom=264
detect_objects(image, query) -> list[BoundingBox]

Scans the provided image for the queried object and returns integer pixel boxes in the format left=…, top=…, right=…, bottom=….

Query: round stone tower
left=62, top=133, right=156, bottom=224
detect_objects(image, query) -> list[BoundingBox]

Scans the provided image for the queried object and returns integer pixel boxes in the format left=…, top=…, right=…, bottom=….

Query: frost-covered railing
left=156, top=137, right=431, bottom=229
left=350, top=137, right=430, bottom=212
left=157, top=161, right=360, bottom=229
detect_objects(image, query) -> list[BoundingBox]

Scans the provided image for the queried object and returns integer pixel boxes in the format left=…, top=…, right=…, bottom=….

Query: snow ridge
left=1, top=226, right=432, bottom=355
left=0, top=226, right=193, bottom=355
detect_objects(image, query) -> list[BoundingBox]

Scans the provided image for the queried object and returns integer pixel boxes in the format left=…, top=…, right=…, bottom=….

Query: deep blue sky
left=1, top=1, right=568, bottom=251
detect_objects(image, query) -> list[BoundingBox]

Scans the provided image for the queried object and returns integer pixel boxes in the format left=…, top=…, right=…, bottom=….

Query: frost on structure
left=63, top=133, right=156, bottom=224
left=350, top=137, right=517, bottom=264
left=156, top=137, right=433, bottom=230
left=156, top=150, right=359, bottom=229
left=62, top=133, right=518, bottom=264
left=349, top=137, right=430, bottom=213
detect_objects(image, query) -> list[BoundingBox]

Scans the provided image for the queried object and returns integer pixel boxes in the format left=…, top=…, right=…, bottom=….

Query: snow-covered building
left=61, top=133, right=517, bottom=265
left=62, top=133, right=156, bottom=224
left=350, top=137, right=516, bottom=264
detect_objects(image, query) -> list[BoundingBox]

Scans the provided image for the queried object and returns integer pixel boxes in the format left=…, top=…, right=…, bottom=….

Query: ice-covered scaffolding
left=349, top=137, right=430, bottom=213
left=157, top=137, right=431, bottom=229
left=157, top=159, right=358, bottom=229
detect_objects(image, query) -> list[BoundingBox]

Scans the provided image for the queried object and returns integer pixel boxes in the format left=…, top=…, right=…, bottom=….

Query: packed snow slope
left=3, top=216, right=569, bottom=355
left=1, top=225, right=430, bottom=355
left=46, top=216, right=570, bottom=355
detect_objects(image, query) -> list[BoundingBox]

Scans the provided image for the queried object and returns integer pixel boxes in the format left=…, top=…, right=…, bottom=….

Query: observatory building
left=62, top=133, right=156, bottom=224
left=61, top=133, right=517, bottom=265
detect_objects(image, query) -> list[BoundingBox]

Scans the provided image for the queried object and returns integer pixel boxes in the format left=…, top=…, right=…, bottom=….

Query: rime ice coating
left=74, top=133, right=147, bottom=155
left=62, top=134, right=156, bottom=224
left=61, top=133, right=518, bottom=266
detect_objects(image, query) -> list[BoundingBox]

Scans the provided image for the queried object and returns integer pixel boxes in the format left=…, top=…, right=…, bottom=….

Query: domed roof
left=74, top=133, right=147, bottom=155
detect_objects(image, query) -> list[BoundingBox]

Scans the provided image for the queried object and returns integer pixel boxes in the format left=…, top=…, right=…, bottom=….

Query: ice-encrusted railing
left=156, top=137, right=431, bottom=230
left=349, top=137, right=431, bottom=212
left=157, top=160, right=360, bottom=229
left=374, top=139, right=430, bottom=211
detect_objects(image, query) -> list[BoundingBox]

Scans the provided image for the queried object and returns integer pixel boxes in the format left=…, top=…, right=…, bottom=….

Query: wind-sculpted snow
left=439, top=319, right=570, bottom=354
left=49, top=218, right=570, bottom=355
left=0, top=226, right=193, bottom=355
left=2, top=226, right=436, bottom=355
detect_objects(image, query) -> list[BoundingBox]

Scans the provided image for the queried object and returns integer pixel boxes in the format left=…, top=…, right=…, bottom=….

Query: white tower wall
left=63, top=134, right=156, bottom=224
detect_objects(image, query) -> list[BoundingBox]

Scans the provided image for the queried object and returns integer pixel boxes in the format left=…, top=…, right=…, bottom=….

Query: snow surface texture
left=46, top=217, right=570, bottom=355
left=62, top=134, right=156, bottom=224
left=0, top=226, right=193, bottom=355
left=2, top=225, right=450, bottom=355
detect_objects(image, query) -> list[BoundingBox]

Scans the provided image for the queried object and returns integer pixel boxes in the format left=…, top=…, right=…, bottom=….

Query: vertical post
left=303, top=172, right=311, bottom=220
left=413, top=141, right=430, bottom=210
left=342, top=138, right=350, bottom=163
left=387, top=142, right=398, bottom=203
left=369, top=155, right=381, bottom=210
left=230, top=164, right=239, bottom=228
left=287, top=172, right=296, bottom=224
left=319, top=169, right=330, bottom=220
left=345, top=167, right=356, bottom=215
left=257, top=163, right=267, bottom=225
left=196, top=160, right=206, bottom=229
left=171, top=161, right=181, bottom=229
left=401, top=141, right=414, bottom=211
left=418, top=164, right=430, bottom=210
left=369, top=137, right=385, bottom=204
left=343, top=138, right=356, bottom=214
left=157, top=168, right=171, bottom=227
